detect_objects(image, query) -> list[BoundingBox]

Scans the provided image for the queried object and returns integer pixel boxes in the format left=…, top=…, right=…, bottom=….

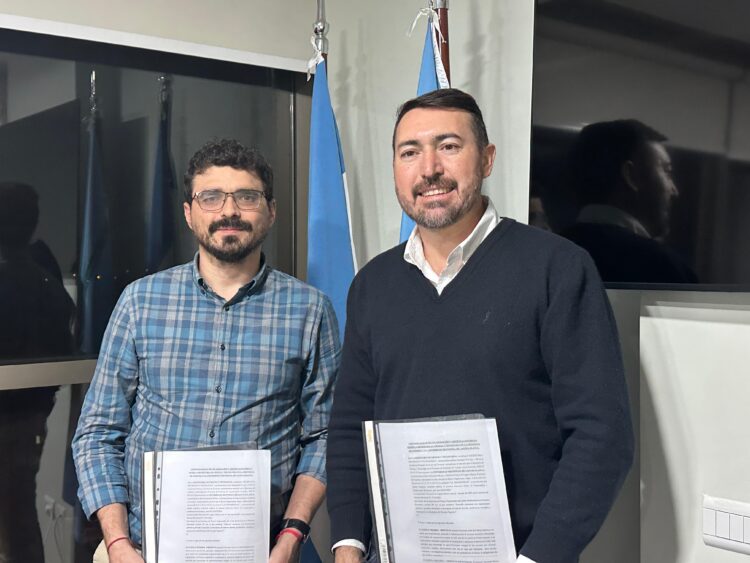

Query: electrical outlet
left=703, top=494, right=750, bottom=555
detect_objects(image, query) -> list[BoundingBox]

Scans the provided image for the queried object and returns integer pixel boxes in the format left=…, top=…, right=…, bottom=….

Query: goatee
left=399, top=177, right=474, bottom=230
left=197, top=217, right=267, bottom=263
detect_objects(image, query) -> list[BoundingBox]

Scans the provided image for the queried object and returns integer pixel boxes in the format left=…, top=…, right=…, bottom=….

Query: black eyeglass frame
left=191, top=189, right=271, bottom=211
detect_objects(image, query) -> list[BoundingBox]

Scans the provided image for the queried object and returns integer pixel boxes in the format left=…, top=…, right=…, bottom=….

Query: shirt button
left=215, top=385, right=222, bottom=393
left=209, top=430, right=215, bottom=438
left=223, top=305, right=229, bottom=311
left=220, top=343, right=226, bottom=351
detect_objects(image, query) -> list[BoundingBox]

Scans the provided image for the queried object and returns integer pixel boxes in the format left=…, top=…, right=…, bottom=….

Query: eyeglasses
left=192, top=189, right=267, bottom=211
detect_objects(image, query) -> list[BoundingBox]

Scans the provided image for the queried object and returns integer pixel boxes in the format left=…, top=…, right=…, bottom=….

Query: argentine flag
left=399, top=16, right=450, bottom=242
left=308, top=60, right=356, bottom=338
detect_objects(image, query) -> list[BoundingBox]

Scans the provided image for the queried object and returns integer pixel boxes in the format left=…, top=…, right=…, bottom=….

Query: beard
left=397, top=175, right=480, bottom=230
left=195, top=216, right=268, bottom=263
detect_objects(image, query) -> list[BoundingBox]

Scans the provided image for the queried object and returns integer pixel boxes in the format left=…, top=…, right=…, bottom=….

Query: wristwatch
left=280, top=518, right=311, bottom=543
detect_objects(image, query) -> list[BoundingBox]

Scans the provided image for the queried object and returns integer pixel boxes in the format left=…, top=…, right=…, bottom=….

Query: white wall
left=590, top=289, right=750, bottom=563
left=639, top=291, right=750, bottom=562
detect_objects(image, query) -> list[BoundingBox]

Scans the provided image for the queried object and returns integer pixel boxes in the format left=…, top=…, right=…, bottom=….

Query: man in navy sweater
left=327, top=89, right=634, bottom=563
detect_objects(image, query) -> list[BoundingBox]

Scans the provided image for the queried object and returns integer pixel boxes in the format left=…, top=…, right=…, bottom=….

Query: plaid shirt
left=72, top=256, right=340, bottom=545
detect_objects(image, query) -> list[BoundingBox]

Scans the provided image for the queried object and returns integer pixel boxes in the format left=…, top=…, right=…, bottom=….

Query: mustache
left=208, top=217, right=253, bottom=234
left=412, top=176, right=458, bottom=197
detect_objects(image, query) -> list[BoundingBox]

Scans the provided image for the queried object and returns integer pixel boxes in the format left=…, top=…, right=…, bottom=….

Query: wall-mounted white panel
left=641, top=291, right=750, bottom=562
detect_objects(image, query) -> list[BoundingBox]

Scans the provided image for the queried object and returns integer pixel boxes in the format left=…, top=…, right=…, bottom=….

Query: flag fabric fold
left=307, top=60, right=356, bottom=338
left=145, top=91, right=176, bottom=274
left=399, top=16, right=450, bottom=243
left=78, top=113, right=114, bottom=355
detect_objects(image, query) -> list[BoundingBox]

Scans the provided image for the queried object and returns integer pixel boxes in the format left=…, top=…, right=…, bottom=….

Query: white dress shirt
left=403, top=197, right=501, bottom=294
left=333, top=199, right=536, bottom=563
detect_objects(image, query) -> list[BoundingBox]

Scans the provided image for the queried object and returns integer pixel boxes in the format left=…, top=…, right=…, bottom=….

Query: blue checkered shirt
left=72, top=256, right=340, bottom=545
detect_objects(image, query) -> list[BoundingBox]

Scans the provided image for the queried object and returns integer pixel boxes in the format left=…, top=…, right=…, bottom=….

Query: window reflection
left=0, top=183, right=75, bottom=361
left=0, top=41, right=299, bottom=364
left=560, top=120, right=698, bottom=284
left=532, top=1, right=750, bottom=287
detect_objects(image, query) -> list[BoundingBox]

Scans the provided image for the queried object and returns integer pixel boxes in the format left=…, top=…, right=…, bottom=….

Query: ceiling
left=537, top=0, right=750, bottom=69
left=608, top=0, right=750, bottom=45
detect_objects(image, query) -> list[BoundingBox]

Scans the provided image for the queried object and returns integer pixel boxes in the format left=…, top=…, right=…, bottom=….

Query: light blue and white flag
left=399, top=9, right=450, bottom=243
left=307, top=59, right=356, bottom=338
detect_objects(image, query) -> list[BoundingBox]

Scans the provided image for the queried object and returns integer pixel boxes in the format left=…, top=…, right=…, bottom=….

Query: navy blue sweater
left=327, top=219, right=634, bottom=563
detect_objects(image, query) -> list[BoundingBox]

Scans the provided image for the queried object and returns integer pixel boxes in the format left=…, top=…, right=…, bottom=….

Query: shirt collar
left=577, top=204, right=651, bottom=239
left=403, top=197, right=501, bottom=281
left=191, top=252, right=269, bottom=303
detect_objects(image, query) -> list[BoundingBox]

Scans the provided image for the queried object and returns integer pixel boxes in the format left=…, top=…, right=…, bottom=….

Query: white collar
left=577, top=204, right=651, bottom=238
left=403, top=197, right=501, bottom=293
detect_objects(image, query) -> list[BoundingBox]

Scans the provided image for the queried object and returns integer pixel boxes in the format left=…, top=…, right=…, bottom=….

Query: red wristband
left=276, top=527, right=304, bottom=543
left=106, top=536, right=131, bottom=553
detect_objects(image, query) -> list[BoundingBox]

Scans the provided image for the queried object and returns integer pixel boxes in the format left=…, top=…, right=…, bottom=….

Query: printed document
left=365, top=418, right=516, bottom=563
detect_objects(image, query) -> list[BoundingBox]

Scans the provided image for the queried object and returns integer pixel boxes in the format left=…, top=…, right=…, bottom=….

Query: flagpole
left=89, top=70, right=97, bottom=118
left=435, top=0, right=450, bottom=84
left=314, top=0, right=329, bottom=61
left=158, top=74, right=172, bottom=117
left=307, top=0, right=357, bottom=342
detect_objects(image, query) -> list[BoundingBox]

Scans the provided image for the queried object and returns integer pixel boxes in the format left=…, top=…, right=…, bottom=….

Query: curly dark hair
left=392, top=88, right=490, bottom=152
left=183, top=139, right=274, bottom=203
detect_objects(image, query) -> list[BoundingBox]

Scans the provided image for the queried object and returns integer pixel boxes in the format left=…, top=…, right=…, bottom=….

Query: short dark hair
left=392, top=88, right=490, bottom=151
left=0, top=182, right=39, bottom=248
left=184, top=139, right=274, bottom=203
left=568, top=119, right=667, bottom=205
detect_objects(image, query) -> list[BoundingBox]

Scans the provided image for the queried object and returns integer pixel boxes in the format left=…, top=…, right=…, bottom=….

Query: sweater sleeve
left=326, top=275, right=377, bottom=546
left=521, top=248, right=634, bottom=562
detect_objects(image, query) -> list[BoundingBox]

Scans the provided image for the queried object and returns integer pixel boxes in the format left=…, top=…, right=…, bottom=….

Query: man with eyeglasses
left=73, top=139, right=339, bottom=563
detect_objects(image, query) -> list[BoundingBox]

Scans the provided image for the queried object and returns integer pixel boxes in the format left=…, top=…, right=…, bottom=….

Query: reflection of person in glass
left=0, top=182, right=75, bottom=563
left=563, top=119, right=698, bottom=283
